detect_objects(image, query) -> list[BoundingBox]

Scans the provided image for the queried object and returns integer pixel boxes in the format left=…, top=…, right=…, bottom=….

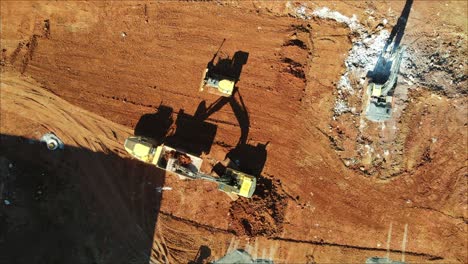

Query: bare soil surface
left=1, top=1, right=466, bottom=263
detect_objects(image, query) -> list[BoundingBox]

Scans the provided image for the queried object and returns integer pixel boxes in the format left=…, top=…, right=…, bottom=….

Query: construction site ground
left=1, top=1, right=466, bottom=263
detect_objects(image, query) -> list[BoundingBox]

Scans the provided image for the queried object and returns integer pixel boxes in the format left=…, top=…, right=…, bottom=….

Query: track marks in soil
left=271, top=236, right=444, bottom=260
left=100, top=93, right=159, bottom=109
left=8, top=19, right=50, bottom=74
left=279, top=24, right=311, bottom=82
left=160, top=212, right=234, bottom=235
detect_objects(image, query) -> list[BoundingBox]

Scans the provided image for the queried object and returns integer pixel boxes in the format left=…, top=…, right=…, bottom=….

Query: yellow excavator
left=199, top=39, right=248, bottom=97
left=124, top=136, right=256, bottom=198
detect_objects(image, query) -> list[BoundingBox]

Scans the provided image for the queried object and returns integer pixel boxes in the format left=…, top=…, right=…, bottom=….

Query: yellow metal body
left=125, top=136, right=256, bottom=198
left=218, top=79, right=235, bottom=95
left=371, top=83, right=382, bottom=97
left=238, top=175, right=253, bottom=197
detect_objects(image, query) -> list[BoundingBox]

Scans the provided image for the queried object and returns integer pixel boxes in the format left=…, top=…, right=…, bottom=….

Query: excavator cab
left=200, top=68, right=236, bottom=97
left=200, top=39, right=248, bottom=97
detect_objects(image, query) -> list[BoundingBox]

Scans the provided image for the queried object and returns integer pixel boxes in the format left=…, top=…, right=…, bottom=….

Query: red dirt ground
left=1, top=1, right=466, bottom=263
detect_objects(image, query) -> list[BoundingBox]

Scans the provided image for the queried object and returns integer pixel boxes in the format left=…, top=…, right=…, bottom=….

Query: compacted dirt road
left=1, top=1, right=466, bottom=263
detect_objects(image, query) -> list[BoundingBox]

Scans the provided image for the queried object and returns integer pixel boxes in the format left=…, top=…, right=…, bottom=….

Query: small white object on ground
left=4, top=199, right=11, bottom=205
left=40, top=132, right=64, bottom=150
left=155, top=187, right=172, bottom=192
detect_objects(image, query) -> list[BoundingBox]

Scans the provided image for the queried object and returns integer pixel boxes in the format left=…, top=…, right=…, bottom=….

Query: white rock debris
left=312, top=7, right=362, bottom=31
left=155, top=187, right=172, bottom=192
left=292, top=6, right=391, bottom=117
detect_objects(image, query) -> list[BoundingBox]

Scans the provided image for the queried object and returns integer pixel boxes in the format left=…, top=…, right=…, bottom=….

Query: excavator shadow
left=367, top=0, right=413, bottom=83
left=165, top=109, right=218, bottom=157
left=134, top=105, right=174, bottom=143
left=188, top=245, right=211, bottom=264
left=208, top=50, right=249, bottom=82
left=225, top=142, right=268, bottom=176
left=195, top=87, right=268, bottom=182
left=134, top=105, right=218, bottom=156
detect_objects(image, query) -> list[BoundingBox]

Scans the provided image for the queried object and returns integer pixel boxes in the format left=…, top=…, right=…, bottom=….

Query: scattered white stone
left=334, top=100, right=350, bottom=115
left=8, top=163, right=13, bottom=168
left=4, top=199, right=11, bottom=205
left=359, top=119, right=367, bottom=130
left=310, top=7, right=391, bottom=117
left=337, top=74, right=355, bottom=95
left=155, top=186, right=172, bottom=193
left=121, top=32, right=127, bottom=38
left=294, top=5, right=310, bottom=20
left=312, top=7, right=361, bottom=31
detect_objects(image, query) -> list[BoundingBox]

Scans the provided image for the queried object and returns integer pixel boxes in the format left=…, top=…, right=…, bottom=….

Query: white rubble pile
left=334, top=100, right=350, bottom=115
left=334, top=29, right=390, bottom=112
left=312, top=7, right=362, bottom=32
left=311, top=8, right=390, bottom=117
left=289, top=4, right=392, bottom=117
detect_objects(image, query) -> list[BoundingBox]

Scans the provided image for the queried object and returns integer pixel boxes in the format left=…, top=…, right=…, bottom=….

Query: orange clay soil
left=1, top=1, right=466, bottom=263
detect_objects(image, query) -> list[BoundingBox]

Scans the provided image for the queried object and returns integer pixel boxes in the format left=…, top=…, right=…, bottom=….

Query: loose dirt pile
left=229, top=175, right=287, bottom=236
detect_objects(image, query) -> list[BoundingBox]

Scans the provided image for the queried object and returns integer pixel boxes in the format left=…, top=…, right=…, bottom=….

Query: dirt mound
left=228, top=175, right=287, bottom=237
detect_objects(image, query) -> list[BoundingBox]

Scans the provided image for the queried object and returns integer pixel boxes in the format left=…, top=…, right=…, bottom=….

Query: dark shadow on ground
left=384, top=0, right=413, bottom=53
left=134, top=105, right=174, bottom=143
left=208, top=51, right=249, bottom=82
left=0, top=134, right=165, bottom=264
left=188, top=245, right=211, bottom=264
left=194, top=88, right=249, bottom=147
left=367, top=0, right=413, bottom=83
left=134, top=105, right=218, bottom=156
left=226, top=142, right=268, bottom=176
left=195, top=89, right=268, bottom=179
left=206, top=39, right=249, bottom=83
left=165, top=110, right=218, bottom=156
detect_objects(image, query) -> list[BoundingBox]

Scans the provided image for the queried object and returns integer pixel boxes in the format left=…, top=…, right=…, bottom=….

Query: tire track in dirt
left=271, top=236, right=444, bottom=261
